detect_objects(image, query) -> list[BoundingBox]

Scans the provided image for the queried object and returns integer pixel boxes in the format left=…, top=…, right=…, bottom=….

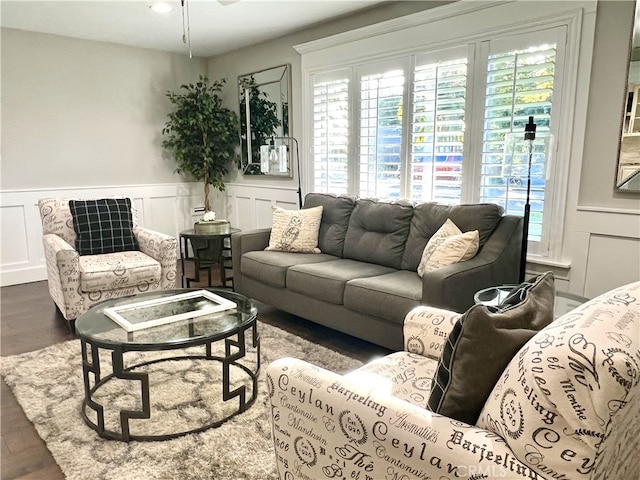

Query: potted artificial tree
left=162, top=75, right=239, bottom=234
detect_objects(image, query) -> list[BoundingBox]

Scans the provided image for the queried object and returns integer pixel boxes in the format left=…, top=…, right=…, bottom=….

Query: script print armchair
left=266, top=280, right=639, bottom=480
left=39, top=198, right=178, bottom=325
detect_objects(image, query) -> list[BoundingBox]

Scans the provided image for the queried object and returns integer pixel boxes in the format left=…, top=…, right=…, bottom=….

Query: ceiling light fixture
left=149, top=3, right=172, bottom=14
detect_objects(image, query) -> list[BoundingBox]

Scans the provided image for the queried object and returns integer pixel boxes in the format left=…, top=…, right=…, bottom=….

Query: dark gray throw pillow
left=427, top=271, right=555, bottom=425
left=69, top=198, right=138, bottom=255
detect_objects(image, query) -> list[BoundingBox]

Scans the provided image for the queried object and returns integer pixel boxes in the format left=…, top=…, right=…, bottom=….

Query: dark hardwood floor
left=0, top=272, right=391, bottom=480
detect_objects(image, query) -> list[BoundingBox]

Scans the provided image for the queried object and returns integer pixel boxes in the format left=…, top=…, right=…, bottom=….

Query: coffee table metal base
left=80, top=321, right=259, bottom=442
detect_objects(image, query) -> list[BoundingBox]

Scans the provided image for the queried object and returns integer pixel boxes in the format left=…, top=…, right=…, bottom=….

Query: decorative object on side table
left=194, top=210, right=231, bottom=235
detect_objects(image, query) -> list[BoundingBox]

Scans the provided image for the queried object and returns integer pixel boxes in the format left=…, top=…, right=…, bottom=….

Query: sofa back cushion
left=343, top=198, right=414, bottom=269
left=401, top=202, right=504, bottom=271
left=303, top=193, right=356, bottom=257
left=477, top=280, right=640, bottom=478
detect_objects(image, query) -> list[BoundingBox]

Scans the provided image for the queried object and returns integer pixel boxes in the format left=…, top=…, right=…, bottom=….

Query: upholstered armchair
left=266, top=279, right=639, bottom=480
left=38, top=198, right=177, bottom=325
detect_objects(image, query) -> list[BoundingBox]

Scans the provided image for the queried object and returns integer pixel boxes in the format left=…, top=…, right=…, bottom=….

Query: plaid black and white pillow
left=69, top=198, right=138, bottom=255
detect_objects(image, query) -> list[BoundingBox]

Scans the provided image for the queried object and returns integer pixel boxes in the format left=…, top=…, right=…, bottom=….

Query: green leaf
left=162, top=76, right=240, bottom=201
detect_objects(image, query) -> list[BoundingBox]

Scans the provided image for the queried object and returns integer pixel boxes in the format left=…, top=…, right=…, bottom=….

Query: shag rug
left=0, top=321, right=362, bottom=480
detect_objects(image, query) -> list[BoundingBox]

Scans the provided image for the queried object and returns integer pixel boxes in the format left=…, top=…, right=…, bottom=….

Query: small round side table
left=179, top=228, right=240, bottom=289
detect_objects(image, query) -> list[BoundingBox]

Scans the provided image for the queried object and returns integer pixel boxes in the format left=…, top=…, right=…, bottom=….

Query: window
left=313, top=72, right=350, bottom=194
left=358, top=65, right=405, bottom=199
left=480, top=41, right=559, bottom=247
left=411, top=49, right=469, bottom=204
left=308, top=26, right=567, bottom=258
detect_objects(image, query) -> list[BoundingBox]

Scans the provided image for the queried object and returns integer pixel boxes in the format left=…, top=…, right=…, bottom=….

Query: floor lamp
left=520, top=116, right=537, bottom=283
left=261, top=136, right=303, bottom=208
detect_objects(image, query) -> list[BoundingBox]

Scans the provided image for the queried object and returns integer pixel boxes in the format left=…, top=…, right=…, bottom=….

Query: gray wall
left=1, top=28, right=206, bottom=190
left=580, top=0, right=639, bottom=207
left=207, top=1, right=448, bottom=187
left=210, top=0, right=640, bottom=210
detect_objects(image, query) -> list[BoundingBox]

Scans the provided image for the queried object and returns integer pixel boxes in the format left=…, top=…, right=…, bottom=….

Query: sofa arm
left=231, top=228, right=271, bottom=255
left=42, top=234, right=82, bottom=320
left=231, top=228, right=271, bottom=289
left=134, top=227, right=178, bottom=289
left=267, top=357, right=539, bottom=480
left=421, top=215, right=523, bottom=313
left=403, top=305, right=461, bottom=360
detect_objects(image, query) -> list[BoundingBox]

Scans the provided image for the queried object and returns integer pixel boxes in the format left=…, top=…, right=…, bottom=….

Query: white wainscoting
left=216, top=183, right=300, bottom=232
left=569, top=206, right=640, bottom=298
left=3, top=184, right=638, bottom=297
left=1, top=182, right=297, bottom=286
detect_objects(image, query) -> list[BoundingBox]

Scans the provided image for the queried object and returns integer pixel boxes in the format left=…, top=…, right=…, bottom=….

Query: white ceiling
left=0, top=0, right=388, bottom=57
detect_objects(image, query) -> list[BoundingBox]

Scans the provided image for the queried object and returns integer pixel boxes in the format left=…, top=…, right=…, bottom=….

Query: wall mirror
left=239, top=64, right=291, bottom=176
left=616, top=1, right=640, bottom=191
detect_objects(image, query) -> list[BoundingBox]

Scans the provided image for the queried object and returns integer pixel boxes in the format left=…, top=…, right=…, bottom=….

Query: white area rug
left=1, top=321, right=362, bottom=480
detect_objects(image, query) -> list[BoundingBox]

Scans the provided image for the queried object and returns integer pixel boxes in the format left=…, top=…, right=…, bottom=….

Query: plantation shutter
left=479, top=28, right=565, bottom=254
left=357, top=62, right=406, bottom=199
left=312, top=70, right=351, bottom=194
left=410, top=46, right=470, bottom=204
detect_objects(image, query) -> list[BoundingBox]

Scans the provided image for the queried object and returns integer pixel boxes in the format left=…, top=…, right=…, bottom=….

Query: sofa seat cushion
left=241, top=251, right=338, bottom=288
left=79, top=250, right=160, bottom=293
left=345, top=351, right=438, bottom=409
left=344, top=270, right=422, bottom=324
left=287, top=259, right=395, bottom=305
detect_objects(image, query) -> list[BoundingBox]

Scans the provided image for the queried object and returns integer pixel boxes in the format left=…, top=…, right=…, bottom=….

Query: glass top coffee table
left=75, top=288, right=259, bottom=442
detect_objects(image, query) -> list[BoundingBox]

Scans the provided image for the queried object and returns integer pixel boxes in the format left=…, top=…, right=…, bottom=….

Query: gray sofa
left=231, top=193, right=523, bottom=350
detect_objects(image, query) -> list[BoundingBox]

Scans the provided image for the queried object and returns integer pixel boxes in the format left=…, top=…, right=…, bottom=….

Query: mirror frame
left=238, top=64, right=292, bottom=176
left=616, top=0, right=640, bottom=192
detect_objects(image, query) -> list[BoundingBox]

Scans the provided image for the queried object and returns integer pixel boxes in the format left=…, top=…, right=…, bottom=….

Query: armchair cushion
left=78, top=250, right=161, bottom=293
left=428, top=271, right=555, bottom=425
left=69, top=198, right=138, bottom=255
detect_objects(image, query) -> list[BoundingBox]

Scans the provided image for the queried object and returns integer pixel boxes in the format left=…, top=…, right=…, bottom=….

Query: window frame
left=297, top=1, right=593, bottom=263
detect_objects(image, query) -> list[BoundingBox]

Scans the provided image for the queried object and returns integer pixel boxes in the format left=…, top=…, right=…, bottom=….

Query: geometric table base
left=80, top=321, right=260, bottom=442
